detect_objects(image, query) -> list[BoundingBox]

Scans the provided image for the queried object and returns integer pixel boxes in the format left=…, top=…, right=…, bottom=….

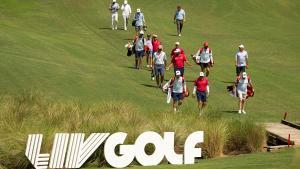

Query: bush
left=0, top=92, right=265, bottom=168
left=225, top=118, right=266, bottom=154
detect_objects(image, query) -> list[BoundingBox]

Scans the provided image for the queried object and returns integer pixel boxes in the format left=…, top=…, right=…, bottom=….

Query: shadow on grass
left=221, top=110, right=238, bottom=114
left=167, top=33, right=179, bottom=37
left=220, top=80, right=234, bottom=84
left=141, top=84, right=158, bottom=88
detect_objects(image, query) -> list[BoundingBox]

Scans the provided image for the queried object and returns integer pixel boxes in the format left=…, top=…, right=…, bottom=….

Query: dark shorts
left=174, top=67, right=184, bottom=76
left=154, top=64, right=165, bottom=76
left=196, top=91, right=207, bottom=102
left=236, top=66, right=246, bottom=76
left=200, top=62, right=211, bottom=69
left=172, top=92, right=184, bottom=101
left=135, top=50, right=145, bottom=58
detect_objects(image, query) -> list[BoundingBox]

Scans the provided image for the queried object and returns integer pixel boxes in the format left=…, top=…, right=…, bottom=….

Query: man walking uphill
left=174, top=5, right=186, bottom=37
left=109, top=0, right=120, bottom=30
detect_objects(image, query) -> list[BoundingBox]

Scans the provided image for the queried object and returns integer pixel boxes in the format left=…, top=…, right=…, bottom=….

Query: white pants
left=111, top=13, right=118, bottom=29
left=123, top=15, right=129, bottom=30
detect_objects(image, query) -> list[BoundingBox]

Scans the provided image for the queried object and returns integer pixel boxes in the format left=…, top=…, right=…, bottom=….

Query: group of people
left=116, top=0, right=254, bottom=115
left=109, top=0, right=186, bottom=36
left=109, top=0, right=146, bottom=32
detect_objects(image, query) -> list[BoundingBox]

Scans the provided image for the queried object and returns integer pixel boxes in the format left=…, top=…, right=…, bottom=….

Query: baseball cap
left=175, top=70, right=181, bottom=76
left=174, top=48, right=181, bottom=53
left=152, top=34, right=158, bottom=38
left=203, top=41, right=209, bottom=47
left=124, top=0, right=127, bottom=4
left=137, top=8, right=141, bottom=12
left=113, top=0, right=116, bottom=2
left=242, top=72, right=247, bottom=78
left=239, top=44, right=245, bottom=48
left=158, top=45, right=163, bottom=49
left=139, top=30, right=144, bottom=35
left=199, top=72, right=205, bottom=77
left=147, top=33, right=151, bottom=37
left=175, top=42, right=180, bottom=45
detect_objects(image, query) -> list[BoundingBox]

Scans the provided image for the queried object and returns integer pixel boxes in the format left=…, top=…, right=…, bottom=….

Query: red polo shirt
left=152, top=39, right=161, bottom=52
left=172, top=54, right=187, bottom=68
left=194, top=77, right=209, bottom=92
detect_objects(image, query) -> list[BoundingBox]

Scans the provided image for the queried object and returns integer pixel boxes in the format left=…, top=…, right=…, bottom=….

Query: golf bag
left=227, top=85, right=254, bottom=99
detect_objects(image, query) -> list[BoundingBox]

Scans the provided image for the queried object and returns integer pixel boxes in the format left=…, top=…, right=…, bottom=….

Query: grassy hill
left=0, top=0, right=300, bottom=169
left=1, top=0, right=299, bottom=122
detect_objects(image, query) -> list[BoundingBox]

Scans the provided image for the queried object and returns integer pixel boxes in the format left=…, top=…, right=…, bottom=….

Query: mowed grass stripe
left=0, top=0, right=299, bottom=120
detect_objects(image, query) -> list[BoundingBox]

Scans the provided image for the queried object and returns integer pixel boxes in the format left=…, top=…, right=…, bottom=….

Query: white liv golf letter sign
left=25, top=131, right=203, bottom=169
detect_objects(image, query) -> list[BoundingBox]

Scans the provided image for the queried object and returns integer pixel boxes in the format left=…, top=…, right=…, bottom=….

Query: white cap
left=139, top=30, right=144, bottom=35
left=113, top=0, right=116, bottom=2
left=137, top=8, right=141, bottom=12
left=174, top=48, right=181, bottom=53
left=158, top=45, right=163, bottom=49
left=175, top=70, right=181, bottom=76
left=124, top=0, right=127, bottom=4
left=242, top=72, right=247, bottom=78
left=175, top=42, right=180, bottom=45
left=199, top=72, right=205, bottom=77
left=239, top=44, right=245, bottom=48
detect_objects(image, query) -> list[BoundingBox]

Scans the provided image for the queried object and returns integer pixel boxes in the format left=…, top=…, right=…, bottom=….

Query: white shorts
left=112, top=13, right=118, bottom=22
left=237, top=90, right=247, bottom=100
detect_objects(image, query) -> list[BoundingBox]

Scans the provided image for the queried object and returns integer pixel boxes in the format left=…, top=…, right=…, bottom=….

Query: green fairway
left=0, top=0, right=299, bottom=122
left=85, top=148, right=300, bottom=169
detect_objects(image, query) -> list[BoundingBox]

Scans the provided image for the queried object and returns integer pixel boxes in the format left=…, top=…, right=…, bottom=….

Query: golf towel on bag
left=167, top=88, right=172, bottom=104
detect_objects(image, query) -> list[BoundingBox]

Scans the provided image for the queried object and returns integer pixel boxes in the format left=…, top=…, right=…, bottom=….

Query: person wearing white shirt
left=235, top=72, right=253, bottom=114
left=235, top=44, right=249, bottom=76
left=173, top=5, right=186, bottom=36
left=163, top=71, right=187, bottom=112
left=121, top=0, right=131, bottom=31
left=153, top=45, right=167, bottom=88
left=109, top=0, right=120, bottom=30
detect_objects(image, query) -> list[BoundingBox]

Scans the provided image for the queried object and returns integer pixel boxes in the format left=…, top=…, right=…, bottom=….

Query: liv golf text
left=25, top=131, right=203, bottom=168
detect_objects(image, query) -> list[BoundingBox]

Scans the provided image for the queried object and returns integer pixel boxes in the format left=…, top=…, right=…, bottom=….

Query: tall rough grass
left=0, top=92, right=265, bottom=169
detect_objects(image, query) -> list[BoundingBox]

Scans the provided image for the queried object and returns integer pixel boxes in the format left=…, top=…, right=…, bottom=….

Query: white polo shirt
left=236, top=50, right=248, bottom=67
left=121, top=4, right=131, bottom=16
left=153, top=51, right=167, bottom=65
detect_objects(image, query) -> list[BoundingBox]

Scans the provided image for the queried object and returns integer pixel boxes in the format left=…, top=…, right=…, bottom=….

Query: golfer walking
left=153, top=45, right=167, bottom=88
left=235, top=72, right=253, bottom=114
left=134, top=31, right=146, bottom=69
left=134, top=8, right=146, bottom=32
left=121, top=0, right=131, bottom=31
left=174, top=5, right=186, bottom=36
left=235, top=44, right=248, bottom=76
left=192, top=72, right=210, bottom=116
left=192, top=41, right=214, bottom=76
left=167, top=48, right=192, bottom=76
left=109, top=0, right=120, bottom=30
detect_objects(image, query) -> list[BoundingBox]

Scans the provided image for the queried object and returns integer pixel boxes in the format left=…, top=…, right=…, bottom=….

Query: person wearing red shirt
left=167, top=48, right=191, bottom=76
left=152, top=34, right=161, bottom=53
left=192, top=72, right=210, bottom=116
left=170, top=42, right=185, bottom=57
